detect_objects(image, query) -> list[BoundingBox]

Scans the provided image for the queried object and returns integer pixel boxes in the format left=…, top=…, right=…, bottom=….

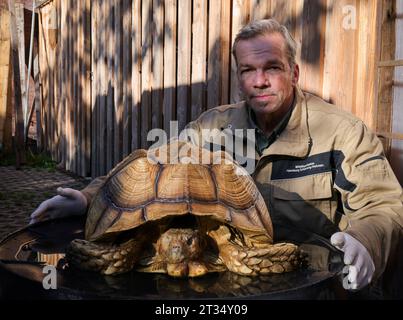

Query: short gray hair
left=232, top=19, right=297, bottom=68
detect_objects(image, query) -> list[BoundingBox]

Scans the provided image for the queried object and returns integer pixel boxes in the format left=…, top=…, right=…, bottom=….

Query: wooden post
left=163, top=0, right=176, bottom=137
left=8, top=0, right=26, bottom=167
left=141, top=0, right=152, bottom=148
left=34, top=51, right=42, bottom=151
left=0, top=7, right=12, bottom=153
left=375, top=0, right=396, bottom=158
left=15, top=2, right=28, bottom=139
left=122, top=0, right=131, bottom=157
left=191, top=0, right=207, bottom=120
left=131, top=0, right=141, bottom=152
left=177, top=0, right=191, bottom=131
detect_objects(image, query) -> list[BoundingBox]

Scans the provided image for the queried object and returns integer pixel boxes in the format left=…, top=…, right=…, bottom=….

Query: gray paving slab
left=0, top=166, right=89, bottom=240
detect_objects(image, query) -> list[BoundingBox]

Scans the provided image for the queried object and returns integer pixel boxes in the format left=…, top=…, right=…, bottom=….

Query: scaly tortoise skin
left=66, top=142, right=301, bottom=277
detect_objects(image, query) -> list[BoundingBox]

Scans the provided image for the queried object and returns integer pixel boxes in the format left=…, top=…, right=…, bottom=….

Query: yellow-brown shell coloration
left=85, top=143, right=273, bottom=243
left=67, top=142, right=301, bottom=277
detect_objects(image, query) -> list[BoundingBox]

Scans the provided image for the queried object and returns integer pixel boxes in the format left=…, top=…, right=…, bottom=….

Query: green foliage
left=0, top=149, right=57, bottom=170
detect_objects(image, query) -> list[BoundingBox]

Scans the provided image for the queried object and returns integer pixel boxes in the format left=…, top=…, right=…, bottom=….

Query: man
left=31, top=19, right=403, bottom=292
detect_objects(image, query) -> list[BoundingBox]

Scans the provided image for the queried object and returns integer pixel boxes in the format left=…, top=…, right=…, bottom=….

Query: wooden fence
left=36, top=0, right=389, bottom=177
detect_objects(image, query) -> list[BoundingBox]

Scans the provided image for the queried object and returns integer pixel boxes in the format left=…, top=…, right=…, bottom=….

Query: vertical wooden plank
left=52, top=1, right=59, bottom=162
left=177, top=0, right=191, bottom=131
left=106, top=0, right=113, bottom=172
left=270, top=0, right=296, bottom=32
left=207, top=0, right=221, bottom=109
left=152, top=0, right=164, bottom=131
left=131, top=0, right=141, bottom=151
left=191, top=0, right=207, bottom=120
left=354, top=0, right=380, bottom=130
left=250, top=0, right=270, bottom=20
left=221, top=0, right=231, bottom=105
left=80, top=0, right=85, bottom=174
left=4, top=62, right=13, bottom=153
left=57, top=0, right=65, bottom=165
left=42, top=5, right=53, bottom=159
left=15, top=3, right=27, bottom=133
left=34, top=53, right=42, bottom=153
left=98, top=0, right=106, bottom=175
left=141, top=0, right=152, bottom=147
left=296, top=0, right=326, bottom=97
left=230, top=0, right=249, bottom=104
left=65, top=1, right=71, bottom=170
left=163, top=0, right=177, bottom=137
left=63, top=3, right=69, bottom=170
left=77, top=0, right=83, bottom=175
left=55, top=0, right=61, bottom=164
left=73, top=0, right=79, bottom=174
left=78, top=0, right=85, bottom=176
left=0, top=8, right=11, bottom=151
left=122, top=0, right=131, bottom=157
left=67, top=1, right=74, bottom=171
left=91, top=0, right=99, bottom=177
left=84, top=0, right=91, bottom=176
left=8, top=0, right=25, bottom=166
left=113, top=0, right=122, bottom=166
left=50, top=0, right=56, bottom=161
left=68, top=1, right=74, bottom=172
left=390, top=0, right=403, bottom=183
left=323, top=0, right=358, bottom=113
left=55, top=0, right=61, bottom=163
left=375, top=0, right=396, bottom=157
left=38, top=10, right=49, bottom=153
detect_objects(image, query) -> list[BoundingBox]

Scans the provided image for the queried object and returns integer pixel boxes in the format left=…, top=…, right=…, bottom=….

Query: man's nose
left=254, top=70, right=270, bottom=88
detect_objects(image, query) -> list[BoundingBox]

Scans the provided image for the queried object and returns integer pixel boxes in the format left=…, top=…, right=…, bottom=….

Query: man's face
left=235, top=33, right=299, bottom=116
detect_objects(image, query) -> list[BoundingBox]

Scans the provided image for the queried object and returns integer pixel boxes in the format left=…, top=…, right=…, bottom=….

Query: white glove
left=30, top=187, right=87, bottom=224
left=331, top=232, right=375, bottom=290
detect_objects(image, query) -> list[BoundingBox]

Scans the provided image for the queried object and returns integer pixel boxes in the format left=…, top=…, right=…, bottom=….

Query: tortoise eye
left=186, top=237, right=194, bottom=246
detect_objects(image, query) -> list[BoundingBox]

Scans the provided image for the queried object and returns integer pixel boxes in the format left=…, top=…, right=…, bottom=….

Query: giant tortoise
left=66, top=142, right=301, bottom=277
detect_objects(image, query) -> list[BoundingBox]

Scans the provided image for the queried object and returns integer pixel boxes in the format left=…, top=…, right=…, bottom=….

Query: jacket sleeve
left=182, top=119, right=203, bottom=147
left=80, top=176, right=107, bottom=209
left=334, top=120, right=403, bottom=279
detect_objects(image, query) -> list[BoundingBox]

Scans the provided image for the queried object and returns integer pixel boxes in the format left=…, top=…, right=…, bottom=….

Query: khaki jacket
left=81, top=87, right=403, bottom=279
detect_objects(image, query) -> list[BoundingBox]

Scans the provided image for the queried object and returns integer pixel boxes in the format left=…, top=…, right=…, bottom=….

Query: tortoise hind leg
left=66, top=238, right=142, bottom=275
left=219, top=242, right=303, bottom=276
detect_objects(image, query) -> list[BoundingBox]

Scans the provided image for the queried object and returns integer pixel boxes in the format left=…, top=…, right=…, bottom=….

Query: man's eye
left=241, top=69, right=252, bottom=74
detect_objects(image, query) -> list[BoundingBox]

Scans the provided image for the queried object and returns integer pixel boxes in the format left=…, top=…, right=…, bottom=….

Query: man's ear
left=292, top=64, right=300, bottom=86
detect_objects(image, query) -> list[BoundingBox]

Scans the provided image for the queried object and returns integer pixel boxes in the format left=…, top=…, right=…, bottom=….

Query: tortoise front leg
left=219, top=242, right=302, bottom=275
left=66, top=238, right=142, bottom=275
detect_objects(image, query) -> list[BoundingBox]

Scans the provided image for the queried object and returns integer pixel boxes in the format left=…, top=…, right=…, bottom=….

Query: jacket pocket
left=271, top=172, right=333, bottom=201
left=270, top=172, right=338, bottom=240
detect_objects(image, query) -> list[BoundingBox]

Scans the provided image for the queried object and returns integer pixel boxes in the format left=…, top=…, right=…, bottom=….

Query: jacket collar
left=259, top=86, right=312, bottom=159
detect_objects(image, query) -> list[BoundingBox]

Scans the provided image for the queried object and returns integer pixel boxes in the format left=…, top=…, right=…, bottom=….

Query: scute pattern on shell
left=85, top=142, right=273, bottom=243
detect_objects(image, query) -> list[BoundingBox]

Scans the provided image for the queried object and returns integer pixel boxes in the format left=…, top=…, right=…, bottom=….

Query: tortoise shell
left=85, top=142, right=273, bottom=243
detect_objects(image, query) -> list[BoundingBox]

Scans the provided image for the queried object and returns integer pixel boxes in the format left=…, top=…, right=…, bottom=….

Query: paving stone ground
left=0, top=166, right=90, bottom=240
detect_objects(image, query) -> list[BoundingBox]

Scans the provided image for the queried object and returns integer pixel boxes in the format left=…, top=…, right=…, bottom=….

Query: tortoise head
left=156, top=228, right=208, bottom=277
left=158, top=228, right=203, bottom=263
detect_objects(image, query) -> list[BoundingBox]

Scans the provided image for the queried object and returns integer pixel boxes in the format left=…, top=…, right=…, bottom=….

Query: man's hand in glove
left=331, top=232, right=375, bottom=290
left=30, top=187, right=87, bottom=224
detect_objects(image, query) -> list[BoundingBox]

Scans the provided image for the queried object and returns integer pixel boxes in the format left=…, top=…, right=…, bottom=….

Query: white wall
left=390, top=0, right=403, bottom=186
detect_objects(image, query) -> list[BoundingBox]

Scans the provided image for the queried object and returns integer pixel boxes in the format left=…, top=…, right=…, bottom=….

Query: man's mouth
left=252, top=94, right=276, bottom=101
